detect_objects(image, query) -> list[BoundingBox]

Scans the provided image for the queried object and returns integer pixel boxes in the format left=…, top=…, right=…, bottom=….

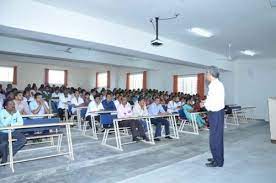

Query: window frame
left=96, top=72, right=108, bottom=88
left=48, top=69, right=66, bottom=85
left=128, top=72, right=144, bottom=90
left=177, top=75, right=198, bottom=94
left=0, top=66, right=16, bottom=84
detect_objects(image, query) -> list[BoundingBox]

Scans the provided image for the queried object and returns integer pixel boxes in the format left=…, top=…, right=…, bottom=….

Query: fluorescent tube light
left=240, top=50, right=256, bottom=56
left=189, top=27, right=213, bottom=38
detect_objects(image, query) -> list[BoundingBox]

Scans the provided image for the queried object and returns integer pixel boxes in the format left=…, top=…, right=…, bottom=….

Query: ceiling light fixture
left=240, top=50, right=256, bottom=56
left=189, top=27, right=213, bottom=38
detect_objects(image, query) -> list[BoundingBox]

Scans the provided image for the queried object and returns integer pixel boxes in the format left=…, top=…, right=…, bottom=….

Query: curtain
left=44, top=68, right=49, bottom=85
left=173, top=75, right=178, bottom=93
left=107, top=71, right=111, bottom=89
left=143, top=71, right=147, bottom=89
left=197, top=73, right=205, bottom=99
left=126, top=73, right=130, bottom=90
left=64, top=70, right=68, bottom=86
left=96, top=72, right=99, bottom=88
left=12, top=66, right=17, bottom=85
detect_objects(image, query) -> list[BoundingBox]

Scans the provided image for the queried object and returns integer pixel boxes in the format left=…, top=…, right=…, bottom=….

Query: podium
left=268, top=97, right=276, bottom=143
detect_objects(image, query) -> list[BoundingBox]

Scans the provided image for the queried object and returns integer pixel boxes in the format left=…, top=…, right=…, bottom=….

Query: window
left=48, top=70, right=65, bottom=85
left=177, top=76, right=198, bottom=94
left=129, top=73, right=143, bottom=90
left=0, top=66, right=14, bottom=82
left=97, top=72, right=108, bottom=88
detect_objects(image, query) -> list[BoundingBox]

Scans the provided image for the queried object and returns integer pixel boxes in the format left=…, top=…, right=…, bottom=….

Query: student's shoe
left=133, top=137, right=141, bottom=142
left=205, top=162, right=223, bottom=167
left=165, top=136, right=173, bottom=139
left=154, top=138, right=161, bottom=141
left=207, top=158, right=214, bottom=162
left=142, top=136, right=150, bottom=141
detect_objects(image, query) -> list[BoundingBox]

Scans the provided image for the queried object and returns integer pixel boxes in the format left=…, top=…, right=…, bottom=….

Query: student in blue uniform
left=101, top=92, right=116, bottom=111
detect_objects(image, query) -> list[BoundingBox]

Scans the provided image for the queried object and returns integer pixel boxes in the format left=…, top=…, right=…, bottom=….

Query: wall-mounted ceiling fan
left=216, top=43, right=236, bottom=61
left=56, top=47, right=73, bottom=53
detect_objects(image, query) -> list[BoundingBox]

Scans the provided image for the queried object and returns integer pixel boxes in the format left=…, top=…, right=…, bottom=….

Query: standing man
left=203, top=66, right=225, bottom=167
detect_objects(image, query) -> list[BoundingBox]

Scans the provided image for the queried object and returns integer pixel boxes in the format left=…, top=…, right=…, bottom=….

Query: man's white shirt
left=71, top=96, right=84, bottom=114
left=205, top=78, right=225, bottom=112
left=85, top=101, right=104, bottom=117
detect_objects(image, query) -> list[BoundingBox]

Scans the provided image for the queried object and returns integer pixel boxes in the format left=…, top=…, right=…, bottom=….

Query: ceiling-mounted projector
left=151, top=17, right=163, bottom=46
left=151, top=38, right=163, bottom=46
left=150, top=14, right=180, bottom=47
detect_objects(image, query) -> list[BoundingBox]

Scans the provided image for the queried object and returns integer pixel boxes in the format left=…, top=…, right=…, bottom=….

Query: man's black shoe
left=133, top=137, right=140, bottom=142
left=207, top=158, right=214, bottom=162
left=165, top=136, right=173, bottom=140
left=143, top=136, right=150, bottom=141
left=205, top=162, right=223, bottom=167
left=154, top=138, right=161, bottom=141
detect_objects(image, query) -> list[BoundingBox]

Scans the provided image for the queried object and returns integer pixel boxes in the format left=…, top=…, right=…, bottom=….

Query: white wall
left=231, top=59, right=276, bottom=121
left=0, top=58, right=124, bottom=90
left=0, top=56, right=208, bottom=92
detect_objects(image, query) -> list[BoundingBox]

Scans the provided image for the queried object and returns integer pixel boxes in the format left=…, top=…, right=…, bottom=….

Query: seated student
left=29, top=93, right=50, bottom=116
left=5, top=91, right=15, bottom=100
left=23, top=89, right=34, bottom=105
left=90, top=89, right=96, bottom=101
left=14, top=91, right=31, bottom=115
left=5, top=83, right=13, bottom=93
left=179, top=97, right=186, bottom=107
left=132, top=96, right=150, bottom=134
left=71, top=90, right=84, bottom=115
left=114, top=94, right=123, bottom=109
left=101, top=93, right=116, bottom=111
left=85, top=94, right=104, bottom=128
left=183, top=97, right=206, bottom=128
left=0, top=99, right=27, bottom=164
left=148, top=97, right=173, bottom=141
left=51, top=87, right=60, bottom=113
left=57, top=89, right=72, bottom=120
left=167, top=96, right=181, bottom=113
left=83, top=92, right=91, bottom=106
left=117, top=96, right=148, bottom=142
left=0, top=92, right=5, bottom=110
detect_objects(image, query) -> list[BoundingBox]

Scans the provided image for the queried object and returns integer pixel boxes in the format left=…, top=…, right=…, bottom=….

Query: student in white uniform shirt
left=71, top=90, right=84, bottom=115
left=14, top=91, right=31, bottom=115
left=167, top=96, right=181, bottom=113
left=132, top=96, right=150, bottom=134
left=117, top=96, right=148, bottom=142
left=51, top=87, right=60, bottom=113
left=85, top=94, right=104, bottom=129
left=29, top=93, right=50, bottom=116
left=57, top=89, right=72, bottom=120
left=23, top=90, right=34, bottom=105
left=114, top=95, right=123, bottom=109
